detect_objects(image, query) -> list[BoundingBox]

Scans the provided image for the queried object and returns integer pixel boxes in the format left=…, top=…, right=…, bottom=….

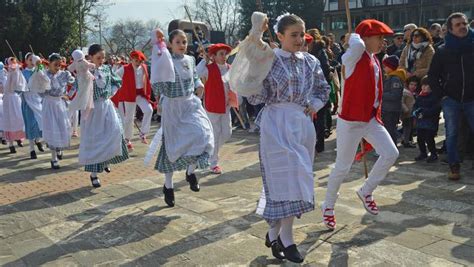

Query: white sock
left=279, top=216, right=295, bottom=248
left=165, top=172, right=174, bottom=189
left=29, top=141, right=35, bottom=152
left=51, top=150, right=58, bottom=161
left=268, top=220, right=281, bottom=242
left=8, top=141, right=14, bottom=147
left=187, top=164, right=196, bottom=175
left=91, top=172, right=98, bottom=178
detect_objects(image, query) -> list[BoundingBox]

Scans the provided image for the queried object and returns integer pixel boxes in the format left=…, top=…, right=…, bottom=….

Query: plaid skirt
left=258, top=148, right=314, bottom=227
left=154, top=136, right=210, bottom=173
left=84, top=138, right=129, bottom=173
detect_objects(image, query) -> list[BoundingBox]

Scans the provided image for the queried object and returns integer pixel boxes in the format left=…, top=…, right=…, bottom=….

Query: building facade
left=322, top=0, right=474, bottom=36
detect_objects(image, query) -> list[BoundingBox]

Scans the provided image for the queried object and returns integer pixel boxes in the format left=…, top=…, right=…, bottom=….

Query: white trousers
left=207, top=109, right=232, bottom=167
left=324, top=118, right=399, bottom=208
left=117, top=95, right=153, bottom=140
left=69, top=110, right=79, bottom=132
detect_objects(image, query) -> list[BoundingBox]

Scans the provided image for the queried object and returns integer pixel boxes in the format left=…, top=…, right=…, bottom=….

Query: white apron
left=259, top=102, right=316, bottom=203
left=3, top=92, right=24, bottom=132
left=0, top=94, right=4, bottom=131
left=79, top=99, right=123, bottom=165
left=161, top=94, right=214, bottom=162
left=42, top=96, right=71, bottom=148
left=23, top=91, right=43, bottom=130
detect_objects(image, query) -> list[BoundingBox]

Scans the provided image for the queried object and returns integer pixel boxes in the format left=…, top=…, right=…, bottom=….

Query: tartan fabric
left=92, top=65, right=122, bottom=100
left=258, top=146, right=314, bottom=227
left=154, top=136, right=210, bottom=173
left=45, top=70, right=75, bottom=97
left=84, top=137, right=129, bottom=173
left=151, top=54, right=203, bottom=99
left=248, top=51, right=330, bottom=111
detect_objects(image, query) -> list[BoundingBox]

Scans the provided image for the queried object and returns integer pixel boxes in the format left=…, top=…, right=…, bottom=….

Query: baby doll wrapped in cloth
left=67, top=49, right=95, bottom=118
left=228, top=12, right=275, bottom=97
left=27, top=55, right=51, bottom=94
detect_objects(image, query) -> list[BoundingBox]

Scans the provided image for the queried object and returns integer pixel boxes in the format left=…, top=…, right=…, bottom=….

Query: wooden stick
left=29, top=44, right=35, bottom=54
left=232, top=107, right=247, bottom=130
left=184, top=6, right=205, bottom=50
left=5, top=40, right=18, bottom=59
left=344, top=0, right=352, bottom=33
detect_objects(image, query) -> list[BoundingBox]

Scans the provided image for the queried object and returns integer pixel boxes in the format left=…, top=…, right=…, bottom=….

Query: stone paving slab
left=0, top=123, right=473, bottom=266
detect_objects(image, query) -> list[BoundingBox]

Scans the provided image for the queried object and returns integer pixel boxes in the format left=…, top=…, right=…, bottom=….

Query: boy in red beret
left=113, top=50, right=153, bottom=150
left=196, top=43, right=233, bottom=174
left=322, top=19, right=400, bottom=230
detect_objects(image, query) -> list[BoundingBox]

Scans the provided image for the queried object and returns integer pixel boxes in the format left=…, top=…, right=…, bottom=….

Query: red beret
left=304, top=33, right=314, bottom=44
left=208, top=43, right=232, bottom=55
left=355, top=19, right=394, bottom=38
left=130, top=50, right=146, bottom=61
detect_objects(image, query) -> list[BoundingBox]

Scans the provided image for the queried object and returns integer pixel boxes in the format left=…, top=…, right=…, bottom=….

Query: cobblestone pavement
left=0, top=123, right=473, bottom=266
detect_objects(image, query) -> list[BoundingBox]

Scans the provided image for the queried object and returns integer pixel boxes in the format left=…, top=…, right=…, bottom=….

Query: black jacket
left=309, top=41, right=332, bottom=83
left=428, top=38, right=474, bottom=103
left=413, top=92, right=441, bottom=131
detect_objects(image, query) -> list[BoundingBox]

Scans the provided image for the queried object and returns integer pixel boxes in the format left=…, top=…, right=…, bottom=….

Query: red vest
left=204, top=63, right=227, bottom=114
left=339, top=53, right=383, bottom=124
left=112, top=63, right=152, bottom=107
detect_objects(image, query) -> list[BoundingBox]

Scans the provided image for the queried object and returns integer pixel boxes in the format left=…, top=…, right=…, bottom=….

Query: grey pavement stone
left=419, top=239, right=474, bottom=266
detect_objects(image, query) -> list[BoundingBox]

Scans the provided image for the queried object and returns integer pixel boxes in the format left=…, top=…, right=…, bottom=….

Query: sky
left=105, top=0, right=195, bottom=25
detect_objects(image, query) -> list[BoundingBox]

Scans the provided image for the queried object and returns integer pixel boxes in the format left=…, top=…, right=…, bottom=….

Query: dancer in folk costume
left=150, top=29, right=213, bottom=207
left=113, top=50, right=154, bottom=149
left=233, top=13, right=330, bottom=262
left=3, top=57, right=26, bottom=153
left=43, top=53, right=75, bottom=169
left=0, top=62, right=6, bottom=145
left=322, top=20, right=399, bottom=230
left=77, top=44, right=129, bottom=188
left=21, top=53, right=45, bottom=159
left=196, top=43, right=235, bottom=174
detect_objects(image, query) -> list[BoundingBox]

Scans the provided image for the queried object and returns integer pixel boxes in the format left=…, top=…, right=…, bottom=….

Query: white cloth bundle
left=150, top=28, right=175, bottom=83
left=228, top=12, right=275, bottom=97
left=67, top=52, right=95, bottom=118
left=28, top=69, right=51, bottom=93
left=5, top=63, right=26, bottom=93
left=144, top=127, right=163, bottom=166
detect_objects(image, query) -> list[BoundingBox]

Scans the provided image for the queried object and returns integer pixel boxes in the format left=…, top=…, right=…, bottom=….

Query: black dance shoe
left=265, top=233, right=285, bottom=260
left=163, top=185, right=175, bottom=207
left=30, top=150, right=37, bottom=159
left=57, top=150, right=63, bottom=160
left=90, top=176, right=101, bottom=188
left=186, top=173, right=200, bottom=192
left=104, top=167, right=111, bottom=173
left=16, top=140, right=23, bottom=147
left=51, top=160, right=60, bottom=169
left=9, top=146, right=16, bottom=154
left=278, top=237, right=304, bottom=263
left=36, top=141, right=44, bottom=152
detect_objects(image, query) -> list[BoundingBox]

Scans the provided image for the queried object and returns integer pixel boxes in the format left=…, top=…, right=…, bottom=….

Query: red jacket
left=339, top=53, right=383, bottom=124
left=112, top=63, right=152, bottom=107
left=204, top=63, right=227, bottom=114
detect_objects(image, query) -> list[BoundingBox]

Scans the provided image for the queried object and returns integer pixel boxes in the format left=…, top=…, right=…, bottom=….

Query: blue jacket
left=413, top=92, right=441, bottom=131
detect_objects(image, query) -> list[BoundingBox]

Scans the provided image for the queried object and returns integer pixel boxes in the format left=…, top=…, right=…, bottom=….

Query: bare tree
left=190, top=0, right=241, bottom=44
left=96, top=19, right=163, bottom=56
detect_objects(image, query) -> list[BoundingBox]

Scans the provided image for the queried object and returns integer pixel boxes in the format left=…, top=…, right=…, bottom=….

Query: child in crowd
left=413, top=76, right=441, bottom=162
left=401, top=76, right=418, bottom=148
left=381, top=55, right=406, bottom=145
